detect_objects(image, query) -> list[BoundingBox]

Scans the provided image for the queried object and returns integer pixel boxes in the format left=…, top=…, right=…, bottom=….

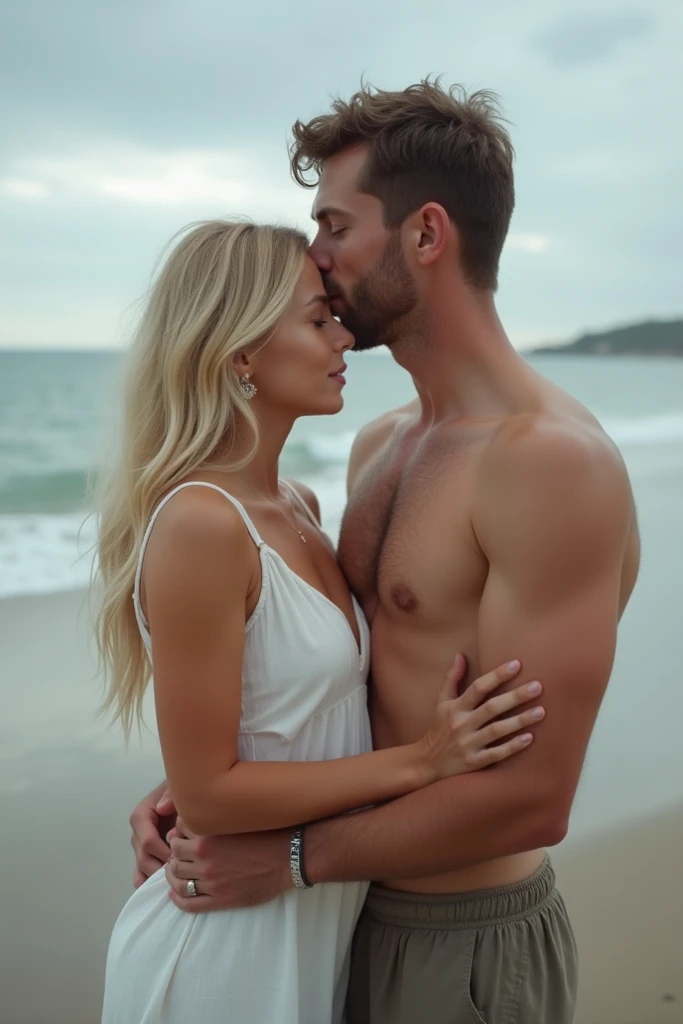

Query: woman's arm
left=144, top=489, right=542, bottom=837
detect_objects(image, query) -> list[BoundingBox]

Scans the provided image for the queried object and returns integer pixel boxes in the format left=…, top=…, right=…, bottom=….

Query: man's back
left=339, top=366, right=640, bottom=893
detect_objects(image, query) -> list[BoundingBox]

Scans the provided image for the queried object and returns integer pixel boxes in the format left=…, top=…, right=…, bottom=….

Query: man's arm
left=304, top=423, right=637, bottom=883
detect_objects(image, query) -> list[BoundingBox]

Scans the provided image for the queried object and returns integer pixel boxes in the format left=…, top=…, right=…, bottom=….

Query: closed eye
left=330, top=227, right=347, bottom=239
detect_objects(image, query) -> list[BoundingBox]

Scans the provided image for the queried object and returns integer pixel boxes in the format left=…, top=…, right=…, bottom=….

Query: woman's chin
left=299, top=395, right=345, bottom=417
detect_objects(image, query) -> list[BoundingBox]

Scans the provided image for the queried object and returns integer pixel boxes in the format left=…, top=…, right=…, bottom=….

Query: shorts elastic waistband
left=363, top=856, right=555, bottom=930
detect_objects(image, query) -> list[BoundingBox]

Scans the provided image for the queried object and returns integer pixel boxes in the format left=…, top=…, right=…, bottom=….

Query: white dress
left=101, top=481, right=372, bottom=1024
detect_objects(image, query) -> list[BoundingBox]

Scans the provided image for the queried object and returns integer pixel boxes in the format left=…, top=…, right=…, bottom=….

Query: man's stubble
left=328, top=233, right=426, bottom=355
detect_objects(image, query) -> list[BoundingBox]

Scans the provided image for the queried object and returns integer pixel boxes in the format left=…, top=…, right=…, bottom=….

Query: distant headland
left=531, top=318, right=683, bottom=357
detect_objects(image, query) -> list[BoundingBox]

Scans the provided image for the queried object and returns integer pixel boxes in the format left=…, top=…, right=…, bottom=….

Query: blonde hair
left=93, top=219, right=308, bottom=738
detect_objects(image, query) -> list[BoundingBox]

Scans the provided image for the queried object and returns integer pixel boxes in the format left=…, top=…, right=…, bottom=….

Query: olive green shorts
left=345, top=856, right=577, bottom=1024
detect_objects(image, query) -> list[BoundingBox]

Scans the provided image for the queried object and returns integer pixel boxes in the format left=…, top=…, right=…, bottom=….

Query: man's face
left=309, top=145, right=418, bottom=351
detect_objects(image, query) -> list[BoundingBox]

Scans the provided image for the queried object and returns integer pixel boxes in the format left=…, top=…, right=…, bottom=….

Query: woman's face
left=246, top=256, right=355, bottom=418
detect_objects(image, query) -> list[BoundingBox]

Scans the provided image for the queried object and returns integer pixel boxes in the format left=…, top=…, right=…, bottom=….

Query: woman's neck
left=212, top=407, right=296, bottom=498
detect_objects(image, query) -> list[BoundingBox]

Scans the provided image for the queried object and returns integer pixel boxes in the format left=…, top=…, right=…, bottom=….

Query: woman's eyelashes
left=312, top=298, right=332, bottom=328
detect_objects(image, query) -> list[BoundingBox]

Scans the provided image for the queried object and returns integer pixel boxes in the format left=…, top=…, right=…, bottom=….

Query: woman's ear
left=232, top=351, right=251, bottom=378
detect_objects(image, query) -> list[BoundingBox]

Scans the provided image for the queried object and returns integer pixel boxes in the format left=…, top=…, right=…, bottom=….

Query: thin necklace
left=251, top=485, right=307, bottom=543
left=278, top=496, right=307, bottom=543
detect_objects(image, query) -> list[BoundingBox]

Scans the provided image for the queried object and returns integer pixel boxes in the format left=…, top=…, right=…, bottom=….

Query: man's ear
left=413, top=202, right=451, bottom=266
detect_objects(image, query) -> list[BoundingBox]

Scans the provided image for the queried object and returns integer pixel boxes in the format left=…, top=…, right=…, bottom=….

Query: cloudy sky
left=1, top=0, right=680, bottom=350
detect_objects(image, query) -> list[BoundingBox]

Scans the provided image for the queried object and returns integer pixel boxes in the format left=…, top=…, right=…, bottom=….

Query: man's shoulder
left=483, top=411, right=628, bottom=493
left=475, top=411, right=635, bottom=555
left=347, top=400, right=418, bottom=491
left=353, top=400, right=418, bottom=452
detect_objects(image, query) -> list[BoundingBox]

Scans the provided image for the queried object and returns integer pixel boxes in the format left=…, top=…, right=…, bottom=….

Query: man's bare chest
left=338, top=431, right=487, bottom=624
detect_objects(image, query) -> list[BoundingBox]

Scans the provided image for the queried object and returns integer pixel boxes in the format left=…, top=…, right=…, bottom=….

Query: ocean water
left=1, top=349, right=682, bottom=599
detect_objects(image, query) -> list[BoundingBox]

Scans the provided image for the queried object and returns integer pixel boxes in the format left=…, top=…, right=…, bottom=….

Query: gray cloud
left=0, top=0, right=394, bottom=155
left=532, top=10, right=656, bottom=67
left=0, top=0, right=681, bottom=349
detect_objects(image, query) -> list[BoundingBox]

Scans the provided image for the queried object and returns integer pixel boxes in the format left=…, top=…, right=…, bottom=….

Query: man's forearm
left=304, top=765, right=565, bottom=884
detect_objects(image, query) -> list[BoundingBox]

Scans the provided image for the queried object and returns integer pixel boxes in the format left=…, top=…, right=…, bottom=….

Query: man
left=130, top=81, right=640, bottom=1023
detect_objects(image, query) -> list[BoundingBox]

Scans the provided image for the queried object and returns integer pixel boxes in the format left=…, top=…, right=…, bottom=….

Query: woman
left=95, top=220, right=543, bottom=1023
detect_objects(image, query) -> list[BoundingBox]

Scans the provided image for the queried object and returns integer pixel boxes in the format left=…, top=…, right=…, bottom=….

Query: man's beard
left=326, top=233, right=421, bottom=352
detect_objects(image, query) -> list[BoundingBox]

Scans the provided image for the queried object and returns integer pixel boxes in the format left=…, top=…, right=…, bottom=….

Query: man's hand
left=130, top=782, right=177, bottom=888
left=165, top=819, right=292, bottom=913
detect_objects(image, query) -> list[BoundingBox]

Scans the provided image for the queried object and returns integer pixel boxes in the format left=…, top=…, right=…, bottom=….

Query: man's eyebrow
left=311, top=205, right=351, bottom=223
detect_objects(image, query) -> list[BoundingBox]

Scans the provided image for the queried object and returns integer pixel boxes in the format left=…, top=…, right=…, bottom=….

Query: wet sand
left=554, top=807, right=683, bottom=1024
left=1, top=454, right=682, bottom=1023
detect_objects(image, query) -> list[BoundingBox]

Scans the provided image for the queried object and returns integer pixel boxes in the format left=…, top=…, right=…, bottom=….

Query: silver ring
left=186, top=879, right=198, bottom=898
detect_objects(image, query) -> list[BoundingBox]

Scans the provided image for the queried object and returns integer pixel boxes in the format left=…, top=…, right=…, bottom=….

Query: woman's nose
left=336, top=324, right=355, bottom=352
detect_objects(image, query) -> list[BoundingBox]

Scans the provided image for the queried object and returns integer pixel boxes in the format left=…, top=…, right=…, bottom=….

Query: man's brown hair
left=290, top=79, right=515, bottom=290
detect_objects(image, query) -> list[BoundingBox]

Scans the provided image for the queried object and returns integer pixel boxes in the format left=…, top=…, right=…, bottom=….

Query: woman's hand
left=129, top=783, right=177, bottom=888
left=417, top=656, right=544, bottom=783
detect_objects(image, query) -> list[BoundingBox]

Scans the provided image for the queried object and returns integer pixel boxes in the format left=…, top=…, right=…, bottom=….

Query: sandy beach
left=553, top=808, right=683, bottom=1024
left=2, top=451, right=682, bottom=1024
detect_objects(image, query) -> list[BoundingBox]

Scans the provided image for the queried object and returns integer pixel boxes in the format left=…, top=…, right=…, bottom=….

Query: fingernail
left=530, top=707, right=544, bottom=719
left=507, top=660, right=521, bottom=672
left=521, top=733, right=533, bottom=744
left=526, top=681, right=541, bottom=695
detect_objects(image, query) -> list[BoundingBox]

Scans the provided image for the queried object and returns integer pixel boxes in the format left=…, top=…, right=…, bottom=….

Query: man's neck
left=390, top=282, right=537, bottom=425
